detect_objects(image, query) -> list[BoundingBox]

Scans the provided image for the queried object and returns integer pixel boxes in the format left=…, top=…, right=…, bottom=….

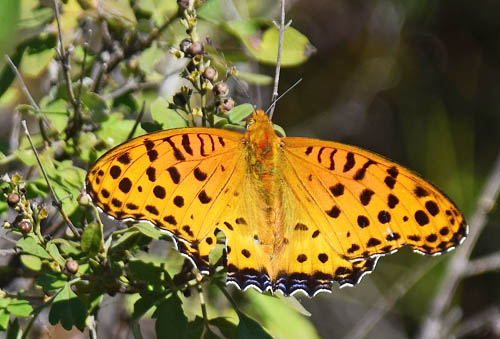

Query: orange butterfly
left=86, top=110, right=467, bottom=296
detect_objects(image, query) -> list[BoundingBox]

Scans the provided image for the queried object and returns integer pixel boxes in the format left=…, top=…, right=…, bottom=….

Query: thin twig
left=453, top=306, right=500, bottom=338
left=0, top=249, right=17, bottom=256
left=268, top=0, right=292, bottom=120
left=345, top=260, right=438, bottom=339
left=5, top=55, right=52, bottom=142
left=103, top=80, right=159, bottom=101
left=53, top=0, right=83, bottom=140
left=4, top=56, right=40, bottom=111
left=127, top=101, right=146, bottom=141
left=463, top=251, right=500, bottom=277
left=417, top=153, right=500, bottom=339
left=21, top=120, right=81, bottom=237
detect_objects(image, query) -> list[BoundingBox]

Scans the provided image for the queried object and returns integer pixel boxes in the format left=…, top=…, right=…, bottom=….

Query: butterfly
left=85, top=109, right=467, bottom=296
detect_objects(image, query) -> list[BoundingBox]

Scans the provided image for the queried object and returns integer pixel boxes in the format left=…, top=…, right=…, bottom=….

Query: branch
left=345, top=260, right=438, bottom=339
left=453, top=306, right=500, bottom=338
left=5, top=55, right=52, bottom=143
left=102, top=80, right=159, bottom=101
left=268, top=0, right=292, bottom=120
left=463, top=251, right=500, bottom=278
left=53, top=0, right=83, bottom=140
left=417, top=152, right=500, bottom=339
left=21, top=121, right=81, bottom=238
left=126, top=101, right=146, bottom=141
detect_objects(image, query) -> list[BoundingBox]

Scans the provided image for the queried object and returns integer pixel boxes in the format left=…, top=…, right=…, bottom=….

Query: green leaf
left=46, top=242, right=66, bottom=266
left=134, top=223, right=164, bottom=239
left=0, top=309, right=9, bottom=331
left=97, top=113, right=146, bottom=147
left=209, top=317, right=238, bottom=339
left=16, top=237, right=51, bottom=259
left=224, top=20, right=315, bottom=66
left=153, top=294, right=188, bottom=338
left=40, top=99, right=69, bottom=133
left=139, top=43, right=165, bottom=75
left=6, top=299, right=33, bottom=317
left=227, top=103, right=254, bottom=123
left=81, top=222, right=102, bottom=257
left=20, top=47, right=56, bottom=77
left=48, top=284, right=87, bottom=331
left=237, top=311, right=272, bottom=339
left=36, top=272, right=68, bottom=293
left=0, top=1, right=19, bottom=56
left=150, top=98, right=187, bottom=129
left=242, top=290, right=318, bottom=338
left=53, top=239, right=82, bottom=257
left=127, top=260, right=164, bottom=285
left=81, top=91, right=109, bottom=122
left=132, top=291, right=165, bottom=320
left=19, top=254, right=42, bottom=272
left=237, top=71, right=273, bottom=85
left=6, top=318, right=22, bottom=339
left=273, top=123, right=286, bottom=137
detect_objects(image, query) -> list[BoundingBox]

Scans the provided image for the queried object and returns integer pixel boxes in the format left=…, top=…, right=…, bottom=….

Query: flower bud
left=203, top=67, right=217, bottom=81
left=187, top=41, right=204, bottom=56
left=18, top=220, right=32, bottom=235
left=213, top=82, right=229, bottom=97
left=65, top=259, right=79, bottom=274
left=7, top=193, right=20, bottom=208
left=219, top=98, right=235, bottom=113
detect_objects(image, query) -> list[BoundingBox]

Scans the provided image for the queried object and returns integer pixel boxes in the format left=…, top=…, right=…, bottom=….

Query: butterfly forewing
left=86, top=128, right=244, bottom=269
left=282, top=136, right=468, bottom=260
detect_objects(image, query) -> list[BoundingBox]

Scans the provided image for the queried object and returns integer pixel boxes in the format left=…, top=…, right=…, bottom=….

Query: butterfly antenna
left=265, top=78, right=303, bottom=116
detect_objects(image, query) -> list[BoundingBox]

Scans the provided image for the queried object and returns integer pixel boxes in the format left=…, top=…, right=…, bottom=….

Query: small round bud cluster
left=18, top=220, right=32, bottom=235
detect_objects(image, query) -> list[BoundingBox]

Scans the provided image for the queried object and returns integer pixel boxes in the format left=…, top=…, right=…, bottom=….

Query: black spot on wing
left=167, top=167, right=180, bottom=184
left=164, top=137, right=185, bottom=161
left=343, top=152, right=355, bottom=172
left=181, top=134, right=193, bottom=155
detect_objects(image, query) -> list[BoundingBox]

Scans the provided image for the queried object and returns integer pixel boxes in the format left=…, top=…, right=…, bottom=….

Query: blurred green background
left=0, top=0, right=499, bottom=338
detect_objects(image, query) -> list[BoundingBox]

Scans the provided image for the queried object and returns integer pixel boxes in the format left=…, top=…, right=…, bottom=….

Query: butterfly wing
left=282, top=137, right=467, bottom=258
left=267, top=137, right=467, bottom=296
left=86, top=128, right=245, bottom=272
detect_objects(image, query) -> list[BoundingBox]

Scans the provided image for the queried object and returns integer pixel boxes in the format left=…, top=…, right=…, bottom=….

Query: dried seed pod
left=179, top=39, right=192, bottom=53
